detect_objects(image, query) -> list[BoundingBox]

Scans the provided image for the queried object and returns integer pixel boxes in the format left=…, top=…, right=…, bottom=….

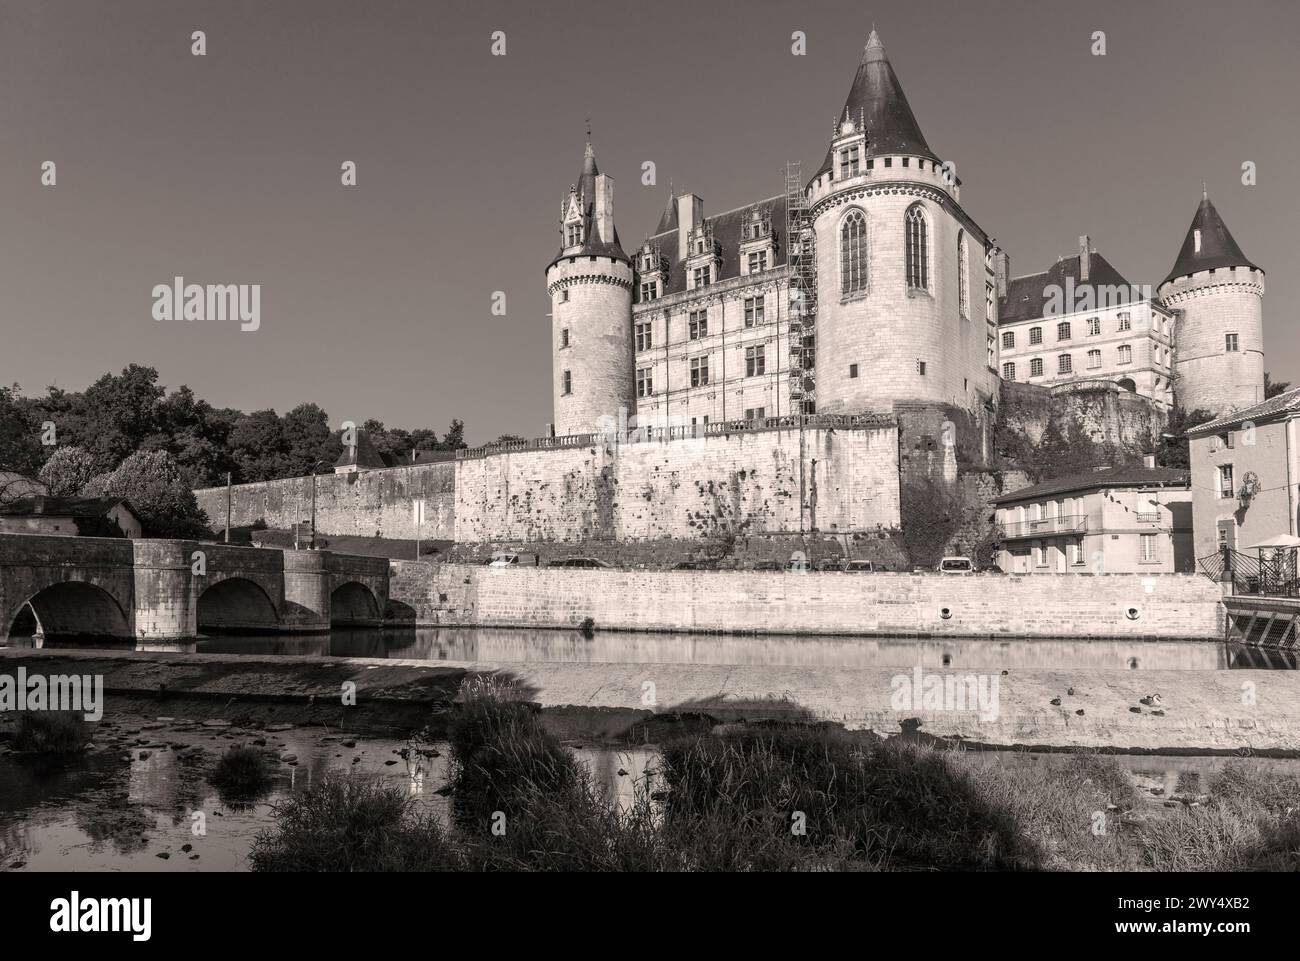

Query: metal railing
left=1199, top=547, right=1299, bottom=598
left=1136, top=512, right=1161, bottom=524
left=999, top=515, right=1089, bottom=540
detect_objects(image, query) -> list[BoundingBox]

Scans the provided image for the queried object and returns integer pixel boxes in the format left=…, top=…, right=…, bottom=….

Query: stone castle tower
left=545, top=141, right=634, bottom=436
left=1158, top=187, right=1265, bottom=415
left=808, top=30, right=998, bottom=416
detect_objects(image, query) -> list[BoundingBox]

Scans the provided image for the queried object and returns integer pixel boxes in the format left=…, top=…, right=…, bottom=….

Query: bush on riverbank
left=249, top=773, right=461, bottom=872
left=210, top=746, right=274, bottom=801
left=12, top=711, right=90, bottom=754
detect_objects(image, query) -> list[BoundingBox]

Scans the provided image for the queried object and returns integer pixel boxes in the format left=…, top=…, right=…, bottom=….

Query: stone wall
left=1000, top=380, right=1165, bottom=449
left=393, top=563, right=1224, bottom=639
left=194, top=462, right=457, bottom=541
left=454, top=424, right=900, bottom=543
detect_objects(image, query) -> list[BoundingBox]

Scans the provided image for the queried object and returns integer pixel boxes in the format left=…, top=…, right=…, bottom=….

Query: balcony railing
left=999, top=514, right=1089, bottom=540
left=1136, top=512, right=1161, bottom=524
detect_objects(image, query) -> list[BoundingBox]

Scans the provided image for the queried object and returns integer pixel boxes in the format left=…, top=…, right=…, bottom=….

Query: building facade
left=545, top=32, right=1268, bottom=437
left=993, top=462, right=1194, bottom=575
left=1186, top=386, right=1300, bottom=561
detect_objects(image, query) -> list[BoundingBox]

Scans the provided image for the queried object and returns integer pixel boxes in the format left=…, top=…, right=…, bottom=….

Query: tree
left=1157, top=407, right=1216, bottom=470
left=228, top=409, right=290, bottom=482
left=282, top=403, right=341, bottom=475
left=0, top=385, right=43, bottom=481
left=37, top=446, right=100, bottom=496
left=84, top=449, right=211, bottom=538
left=1265, top=372, right=1291, bottom=399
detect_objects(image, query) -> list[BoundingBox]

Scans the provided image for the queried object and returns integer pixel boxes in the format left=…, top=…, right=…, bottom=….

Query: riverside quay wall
left=387, top=564, right=1224, bottom=639
left=195, top=417, right=902, bottom=543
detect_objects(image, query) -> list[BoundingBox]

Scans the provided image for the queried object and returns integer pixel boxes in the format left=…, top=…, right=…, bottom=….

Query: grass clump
left=209, top=746, right=274, bottom=801
left=249, top=773, right=461, bottom=872
left=12, top=711, right=90, bottom=754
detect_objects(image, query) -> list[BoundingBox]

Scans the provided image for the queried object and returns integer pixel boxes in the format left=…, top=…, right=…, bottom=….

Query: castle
left=545, top=29, right=1267, bottom=436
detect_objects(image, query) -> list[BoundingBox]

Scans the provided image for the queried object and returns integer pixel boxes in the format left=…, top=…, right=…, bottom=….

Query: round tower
left=545, top=141, right=634, bottom=436
left=1159, top=187, right=1265, bottom=416
left=808, top=30, right=997, bottom=415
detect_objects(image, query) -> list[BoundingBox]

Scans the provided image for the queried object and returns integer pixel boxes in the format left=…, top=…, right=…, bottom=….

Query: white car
left=937, top=556, right=975, bottom=573
left=487, top=552, right=520, bottom=568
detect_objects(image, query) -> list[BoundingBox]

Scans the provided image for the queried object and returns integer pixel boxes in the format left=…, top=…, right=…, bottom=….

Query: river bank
left=4, top=647, right=1298, bottom=753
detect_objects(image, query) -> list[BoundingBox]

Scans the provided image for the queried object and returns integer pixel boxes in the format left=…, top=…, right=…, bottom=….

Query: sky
left=2, top=0, right=1296, bottom=444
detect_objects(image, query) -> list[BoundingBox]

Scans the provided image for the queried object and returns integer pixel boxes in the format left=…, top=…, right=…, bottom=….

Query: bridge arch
left=330, top=581, right=382, bottom=626
left=197, top=577, right=280, bottom=633
left=8, top=582, right=133, bottom=642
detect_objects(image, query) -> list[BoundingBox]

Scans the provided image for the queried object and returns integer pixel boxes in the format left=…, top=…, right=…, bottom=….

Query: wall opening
left=10, top=583, right=132, bottom=644
left=197, top=578, right=280, bottom=634
left=330, top=582, right=381, bottom=626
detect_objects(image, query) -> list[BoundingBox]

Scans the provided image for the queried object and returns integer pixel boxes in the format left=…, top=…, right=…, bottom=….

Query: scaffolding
left=785, top=161, right=816, bottom=415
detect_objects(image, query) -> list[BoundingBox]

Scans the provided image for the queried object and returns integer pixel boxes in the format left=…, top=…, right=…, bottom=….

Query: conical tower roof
left=549, top=140, right=628, bottom=269
left=813, top=29, right=940, bottom=181
left=1162, top=187, right=1260, bottom=286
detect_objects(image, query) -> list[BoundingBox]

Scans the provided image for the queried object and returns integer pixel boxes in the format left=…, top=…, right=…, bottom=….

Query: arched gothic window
left=905, top=204, right=929, bottom=291
left=840, top=210, right=867, bottom=294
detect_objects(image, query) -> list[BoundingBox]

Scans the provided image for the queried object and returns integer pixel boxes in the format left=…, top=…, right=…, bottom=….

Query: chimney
left=1078, top=235, right=1091, bottom=283
left=1143, top=452, right=1156, bottom=469
left=675, top=193, right=703, bottom=262
left=994, top=250, right=1010, bottom=298
left=593, top=173, right=615, bottom=245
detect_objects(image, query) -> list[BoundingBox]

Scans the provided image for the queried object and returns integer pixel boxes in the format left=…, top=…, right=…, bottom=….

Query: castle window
left=1087, top=317, right=1101, bottom=336
left=640, top=281, right=658, bottom=303
left=838, top=144, right=860, bottom=178
left=1030, top=357, right=1044, bottom=377
left=635, top=322, right=653, bottom=352
left=1002, top=362, right=1016, bottom=381
left=884, top=157, right=892, bottom=168
left=1117, top=344, right=1132, bottom=365
left=1117, top=312, right=1131, bottom=332
left=1029, top=326, right=1042, bottom=345
left=1193, top=229, right=1202, bottom=254
left=849, top=363, right=859, bottom=379
left=1225, top=333, right=1239, bottom=352
left=743, top=296, right=765, bottom=327
left=957, top=231, right=970, bottom=319
left=565, top=223, right=584, bottom=247
left=916, top=359, right=927, bottom=376
left=688, top=311, right=708, bottom=340
left=562, top=370, right=572, bottom=395
left=636, top=367, right=653, bottom=398
left=840, top=210, right=868, bottom=294
left=745, top=345, right=766, bottom=377
left=987, top=335, right=995, bottom=369
left=901, top=157, right=909, bottom=167
left=905, top=205, right=929, bottom=291
left=866, top=159, right=874, bottom=171
left=689, top=356, right=710, bottom=387
left=559, top=289, right=569, bottom=303
left=692, top=265, right=712, bottom=288
left=744, top=407, right=766, bottom=422
left=560, top=328, right=569, bottom=348
left=1087, top=349, right=1101, bottom=369
left=986, top=282, right=995, bottom=322
left=1057, top=322, right=1072, bottom=341
left=748, top=250, right=768, bottom=273
left=1058, top=354, right=1072, bottom=374
left=1002, top=331, right=1015, bottom=349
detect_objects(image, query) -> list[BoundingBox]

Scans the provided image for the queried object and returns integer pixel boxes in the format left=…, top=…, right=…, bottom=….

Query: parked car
left=786, top=557, right=812, bottom=573
left=844, top=560, right=875, bottom=572
left=817, top=558, right=845, bottom=571
left=672, top=561, right=699, bottom=570
left=982, top=563, right=1006, bottom=574
left=937, top=556, right=975, bottom=573
left=487, top=552, right=519, bottom=567
left=550, top=557, right=610, bottom=569
left=753, top=560, right=783, bottom=571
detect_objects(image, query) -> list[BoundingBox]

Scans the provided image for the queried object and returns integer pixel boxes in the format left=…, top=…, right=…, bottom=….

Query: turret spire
left=1162, top=187, right=1260, bottom=286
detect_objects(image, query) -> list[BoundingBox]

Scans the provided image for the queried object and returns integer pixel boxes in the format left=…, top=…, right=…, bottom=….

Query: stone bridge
left=0, top=534, right=390, bottom=644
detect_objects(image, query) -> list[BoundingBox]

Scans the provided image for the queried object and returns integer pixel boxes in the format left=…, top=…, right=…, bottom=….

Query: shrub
left=12, top=711, right=90, bottom=754
left=209, top=746, right=273, bottom=800
left=249, top=773, right=460, bottom=872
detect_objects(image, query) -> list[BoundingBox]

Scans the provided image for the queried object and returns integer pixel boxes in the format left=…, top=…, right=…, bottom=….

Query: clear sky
left=2, top=0, right=1296, bottom=444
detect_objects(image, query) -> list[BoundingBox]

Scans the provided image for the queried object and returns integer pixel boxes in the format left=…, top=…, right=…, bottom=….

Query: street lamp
left=309, top=459, right=325, bottom=550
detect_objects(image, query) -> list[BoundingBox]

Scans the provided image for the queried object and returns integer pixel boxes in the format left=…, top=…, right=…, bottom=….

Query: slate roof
left=1162, top=190, right=1260, bottom=287
left=1186, top=386, right=1300, bottom=437
left=997, top=250, right=1136, bottom=325
left=335, top=430, right=388, bottom=470
left=547, top=142, right=629, bottom=270
left=640, top=194, right=789, bottom=298
left=812, top=29, right=940, bottom=182
left=992, top=465, right=1189, bottom=505
left=0, top=495, right=139, bottom=519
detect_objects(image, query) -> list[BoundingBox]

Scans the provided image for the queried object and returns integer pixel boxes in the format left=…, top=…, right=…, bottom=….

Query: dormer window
left=1193, top=229, right=1202, bottom=254
left=640, top=281, right=658, bottom=303
left=692, top=265, right=711, bottom=288
left=565, top=223, right=584, bottom=247
left=747, top=250, right=768, bottom=273
left=838, top=144, right=861, bottom=178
